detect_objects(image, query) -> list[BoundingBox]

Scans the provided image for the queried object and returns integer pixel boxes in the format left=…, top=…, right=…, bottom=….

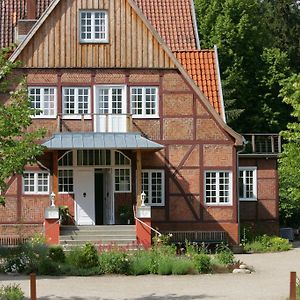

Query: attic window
left=80, top=10, right=108, bottom=43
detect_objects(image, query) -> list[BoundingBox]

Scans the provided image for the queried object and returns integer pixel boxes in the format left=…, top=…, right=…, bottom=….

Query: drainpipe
left=236, top=138, right=246, bottom=245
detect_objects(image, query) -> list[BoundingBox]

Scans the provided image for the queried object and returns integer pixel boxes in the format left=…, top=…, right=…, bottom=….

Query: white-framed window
left=142, top=170, right=165, bottom=206
left=114, top=168, right=131, bottom=192
left=80, top=10, right=108, bottom=43
left=239, top=167, right=257, bottom=201
left=130, top=87, right=159, bottom=118
left=58, top=170, right=74, bottom=193
left=23, top=172, right=50, bottom=194
left=95, top=86, right=126, bottom=114
left=205, top=171, right=232, bottom=205
left=28, top=87, right=57, bottom=118
left=62, top=87, right=91, bottom=118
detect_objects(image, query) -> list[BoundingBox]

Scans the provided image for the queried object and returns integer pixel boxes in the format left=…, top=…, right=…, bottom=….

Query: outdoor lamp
left=141, top=191, right=146, bottom=207
left=50, top=191, right=56, bottom=207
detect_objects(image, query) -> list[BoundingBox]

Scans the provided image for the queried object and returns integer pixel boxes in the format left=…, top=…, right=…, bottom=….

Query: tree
left=0, top=47, right=45, bottom=206
left=278, top=73, right=300, bottom=226
left=194, top=0, right=298, bottom=133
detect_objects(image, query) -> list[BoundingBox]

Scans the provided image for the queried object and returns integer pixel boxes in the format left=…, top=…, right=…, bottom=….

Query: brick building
left=0, top=0, right=279, bottom=245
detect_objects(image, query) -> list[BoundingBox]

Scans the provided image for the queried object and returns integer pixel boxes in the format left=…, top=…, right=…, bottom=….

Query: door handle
left=83, top=192, right=86, bottom=198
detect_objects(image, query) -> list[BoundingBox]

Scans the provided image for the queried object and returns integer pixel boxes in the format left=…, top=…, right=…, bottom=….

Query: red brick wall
left=239, top=157, right=279, bottom=235
left=1, top=68, right=240, bottom=244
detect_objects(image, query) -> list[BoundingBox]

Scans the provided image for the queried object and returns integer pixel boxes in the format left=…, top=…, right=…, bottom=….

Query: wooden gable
left=16, top=0, right=175, bottom=69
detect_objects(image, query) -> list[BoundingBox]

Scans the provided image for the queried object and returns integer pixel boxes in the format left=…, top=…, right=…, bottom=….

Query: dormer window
left=80, top=10, right=108, bottom=43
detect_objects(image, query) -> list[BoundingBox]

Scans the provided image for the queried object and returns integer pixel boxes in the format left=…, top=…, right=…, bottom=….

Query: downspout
left=236, top=138, right=246, bottom=245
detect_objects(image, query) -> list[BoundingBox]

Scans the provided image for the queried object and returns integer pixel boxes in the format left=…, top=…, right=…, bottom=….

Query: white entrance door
left=94, top=86, right=127, bottom=132
left=74, top=169, right=95, bottom=225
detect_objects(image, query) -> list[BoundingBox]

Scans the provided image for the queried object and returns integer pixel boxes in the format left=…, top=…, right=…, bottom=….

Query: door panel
left=95, top=172, right=104, bottom=225
left=74, top=169, right=95, bottom=225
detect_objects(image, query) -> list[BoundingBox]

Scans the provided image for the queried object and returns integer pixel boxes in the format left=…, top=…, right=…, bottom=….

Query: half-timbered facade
left=0, top=0, right=279, bottom=245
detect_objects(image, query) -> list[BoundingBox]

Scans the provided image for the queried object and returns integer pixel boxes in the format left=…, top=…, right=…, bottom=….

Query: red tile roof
left=0, top=0, right=52, bottom=49
left=175, top=50, right=223, bottom=115
left=1, top=0, right=198, bottom=51
left=134, top=0, right=198, bottom=51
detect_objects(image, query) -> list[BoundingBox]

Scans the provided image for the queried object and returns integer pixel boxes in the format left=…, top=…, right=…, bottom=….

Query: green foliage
left=214, top=244, right=235, bottom=265
left=129, top=251, right=151, bottom=275
left=67, top=243, right=99, bottom=269
left=171, top=258, right=195, bottom=275
left=156, top=256, right=174, bottom=275
left=244, top=235, right=292, bottom=253
left=0, top=284, right=24, bottom=300
left=194, top=0, right=299, bottom=133
left=192, top=253, right=212, bottom=274
left=58, top=206, right=71, bottom=225
left=0, top=47, right=45, bottom=206
left=279, top=74, right=300, bottom=226
left=152, top=233, right=172, bottom=246
left=99, top=250, right=130, bottom=274
left=48, top=246, right=65, bottom=263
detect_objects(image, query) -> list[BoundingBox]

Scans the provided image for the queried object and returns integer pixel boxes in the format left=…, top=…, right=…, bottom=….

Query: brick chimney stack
left=27, top=0, right=36, bottom=19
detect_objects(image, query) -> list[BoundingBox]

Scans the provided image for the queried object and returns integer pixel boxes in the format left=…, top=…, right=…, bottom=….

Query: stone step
left=60, top=239, right=136, bottom=246
left=60, top=225, right=135, bottom=231
left=60, top=230, right=135, bottom=236
left=60, top=234, right=136, bottom=241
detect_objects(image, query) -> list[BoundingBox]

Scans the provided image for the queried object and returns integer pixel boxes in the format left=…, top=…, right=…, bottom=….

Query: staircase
left=60, top=225, right=137, bottom=250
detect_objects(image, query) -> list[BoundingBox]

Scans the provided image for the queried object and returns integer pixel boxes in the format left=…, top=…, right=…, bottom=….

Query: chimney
left=27, top=0, right=36, bottom=19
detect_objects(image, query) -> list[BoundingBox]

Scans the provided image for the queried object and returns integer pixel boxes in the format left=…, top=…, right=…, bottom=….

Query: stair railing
left=133, top=205, right=162, bottom=237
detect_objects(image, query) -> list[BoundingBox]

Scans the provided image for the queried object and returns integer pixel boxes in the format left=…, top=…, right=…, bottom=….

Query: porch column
left=136, top=149, right=142, bottom=207
left=52, top=151, right=58, bottom=199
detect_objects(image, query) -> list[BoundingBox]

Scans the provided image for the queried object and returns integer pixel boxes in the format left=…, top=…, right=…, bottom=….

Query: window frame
left=141, top=169, right=165, bottom=207
left=130, top=86, right=159, bottom=118
left=28, top=87, right=57, bottom=119
left=114, top=167, right=131, bottom=193
left=62, top=87, right=91, bottom=119
left=239, top=167, right=257, bottom=201
left=58, top=169, right=74, bottom=194
left=79, top=10, right=109, bottom=43
left=204, top=170, right=232, bottom=206
left=23, top=171, right=50, bottom=195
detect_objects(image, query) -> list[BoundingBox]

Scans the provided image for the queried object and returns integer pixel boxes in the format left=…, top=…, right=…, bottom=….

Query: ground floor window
left=205, top=171, right=232, bottom=205
left=239, top=167, right=257, bottom=200
left=114, top=168, right=131, bottom=192
left=23, top=172, right=49, bottom=194
left=58, top=170, right=74, bottom=193
left=142, top=170, right=165, bottom=206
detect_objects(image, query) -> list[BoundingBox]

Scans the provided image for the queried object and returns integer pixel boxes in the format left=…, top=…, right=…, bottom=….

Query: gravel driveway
left=1, top=245, right=300, bottom=300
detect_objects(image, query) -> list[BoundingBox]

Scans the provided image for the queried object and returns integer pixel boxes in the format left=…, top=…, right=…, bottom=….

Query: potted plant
left=118, top=205, right=133, bottom=225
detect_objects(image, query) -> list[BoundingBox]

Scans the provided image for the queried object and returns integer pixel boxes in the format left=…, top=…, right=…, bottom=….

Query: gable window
left=62, top=87, right=90, bottom=118
left=28, top=87, right=56, bottom=118
left=239, top=167, right=257, bottom=201
left=80, top=10, right=108, bottom=43
left=23, top=172, right=49, bottom=194
left=131, top=87, right=158, bottom=118
left=205, top=171, right=232, bottom=205
left=142, top=170, right=165, bottom=206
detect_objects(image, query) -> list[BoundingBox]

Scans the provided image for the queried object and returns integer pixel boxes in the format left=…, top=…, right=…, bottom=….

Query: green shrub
left=172, top=258, right=196, bottom=275
left=129, top=251, right=151, bottom=275
left=48, top=246, right=65, bottom=263
left=0, top=284, right=24, bottom=300
left=60, top=264, right=103, bottom=276
left=215, top=244, right=235, bottom=265
left=157, top=257, right=173, bottom=275
left=193, top=254, right=211, bottom=273
left=37, top=258, right=60, bottom=275
left=244, top=235, right=292, bottom=253
left=99, top=251, right=130, bottom=274
left=67, top=243, right=99, bottom=269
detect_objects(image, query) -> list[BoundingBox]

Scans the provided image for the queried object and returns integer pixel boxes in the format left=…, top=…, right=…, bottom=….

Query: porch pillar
left=136, top=149, right=142, bottom=207
left=52, top=151, right=58, bottom=199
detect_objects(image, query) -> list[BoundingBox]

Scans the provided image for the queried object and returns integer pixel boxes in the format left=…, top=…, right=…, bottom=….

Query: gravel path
left=1, top=245, right=300, bottom=300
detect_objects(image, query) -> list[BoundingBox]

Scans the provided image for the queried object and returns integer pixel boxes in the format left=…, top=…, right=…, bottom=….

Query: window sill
left=239, top=198, right=257, bottom=202
left=23, top=193, right=50, bottom=196
left=79, top=40, right=109, bottom=44
left=132, top=116, right=160, bottom=119
left=62, top=115, right=92, bottom=120
left=204, top=203, right=233, bottom=207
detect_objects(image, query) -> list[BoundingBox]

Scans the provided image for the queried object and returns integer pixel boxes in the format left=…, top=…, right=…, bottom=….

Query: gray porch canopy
left=42, top=132, right=164, bottom=150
